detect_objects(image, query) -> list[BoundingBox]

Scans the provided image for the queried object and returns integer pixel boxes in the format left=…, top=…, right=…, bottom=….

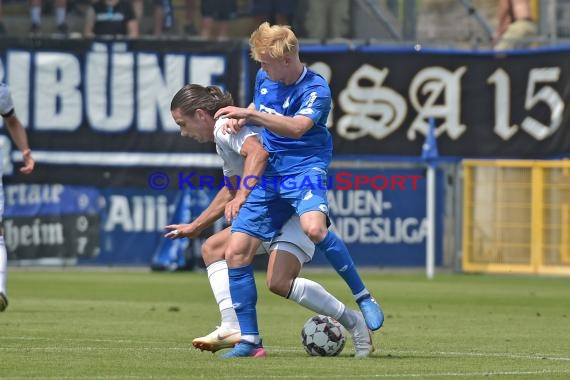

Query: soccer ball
left=301, top=315, right=346, bottom=356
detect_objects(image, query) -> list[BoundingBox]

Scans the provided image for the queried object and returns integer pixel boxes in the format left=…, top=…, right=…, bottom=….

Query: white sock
left=337, top=308, right=358, bottom=330
left=55, top=8, right=66, bottom=25
left=0, top=236, right=7, bottom=294
left=206, top=260, right=238, bottom=329
left=240, top=334, right=260, bottom=344
left=31, top=7, right=41, bottom=24
left=288, top=277, right=345, bottom=321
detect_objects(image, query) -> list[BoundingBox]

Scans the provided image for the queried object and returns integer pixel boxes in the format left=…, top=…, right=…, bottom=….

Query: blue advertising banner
left=3, top=184, right=101, bottom=264
left=93, top=187, right=177, bottom=265
left=308, top=167, right=444, bottom=267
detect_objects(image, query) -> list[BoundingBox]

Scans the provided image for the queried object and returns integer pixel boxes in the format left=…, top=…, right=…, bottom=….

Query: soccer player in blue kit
left=214, top=22, right=384, bottom=358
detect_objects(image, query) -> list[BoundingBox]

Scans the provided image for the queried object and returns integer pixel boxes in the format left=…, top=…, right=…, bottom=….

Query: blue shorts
left=232, top=168, right=330, bottom=241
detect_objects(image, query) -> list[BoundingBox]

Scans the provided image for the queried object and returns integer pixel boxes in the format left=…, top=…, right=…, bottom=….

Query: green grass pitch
left=1, top=269, right=569, bottom=379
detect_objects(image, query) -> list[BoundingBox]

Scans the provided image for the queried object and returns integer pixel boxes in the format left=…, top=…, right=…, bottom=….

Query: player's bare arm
left=165, top=183, right=236, bottom=239
left=215, top=106, right=314, bottom=139
left=224, top=136, right=268, bottom=222
left=4, top=114, right=35, bottom=174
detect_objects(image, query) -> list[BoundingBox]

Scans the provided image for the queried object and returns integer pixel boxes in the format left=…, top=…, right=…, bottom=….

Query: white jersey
left=213, top=118, right=262, bottom=177
left=0, top=83, right=15, bottom=117
left=212, top=118, right=315, bottom=263
left=0, top=83, right=15, bottom=218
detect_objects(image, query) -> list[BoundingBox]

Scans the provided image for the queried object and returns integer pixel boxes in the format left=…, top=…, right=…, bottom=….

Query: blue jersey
left=253, top=67, right=333, bottom=176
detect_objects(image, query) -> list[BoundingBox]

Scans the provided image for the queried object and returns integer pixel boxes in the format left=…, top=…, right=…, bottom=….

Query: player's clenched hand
left=225, top=195, right=246, bottom=223
left=164, top=223, right=200, bottom=239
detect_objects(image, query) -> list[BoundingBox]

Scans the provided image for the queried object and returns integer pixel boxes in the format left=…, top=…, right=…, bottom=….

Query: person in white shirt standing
left=0, top=83, right=35, bottom=312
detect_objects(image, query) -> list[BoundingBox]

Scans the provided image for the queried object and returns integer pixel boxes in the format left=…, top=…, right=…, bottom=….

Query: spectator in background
left=495, top=0, right=538, bottom=50
left=153, top=0, right=174, bottom=36
left=304, top=0, right=350, bottom=39
left=200, top=0, right=236, bottom=41
left=30, top=0, right=68, bottom=34
left=153, top=0, right=198, bottom=36
left=128, top=0, right=175, bottom=37
left=84, top=0, right=139, bottom=38
left=131, top=0, right=143, bottom=23
left=0, top=1, right=5, bottom=34
left=0, top=82, right=36, bottom=312
left=183, top=0, right=198, bottom=35
left=251, top=0, right=297, bottom=26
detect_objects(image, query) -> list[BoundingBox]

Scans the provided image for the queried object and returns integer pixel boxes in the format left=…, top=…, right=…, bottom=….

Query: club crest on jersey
left=260, top=88, right=268, bottom=95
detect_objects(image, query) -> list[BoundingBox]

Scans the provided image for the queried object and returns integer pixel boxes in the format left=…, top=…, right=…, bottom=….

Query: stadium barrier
left=462, top=159, right=570, bottom=275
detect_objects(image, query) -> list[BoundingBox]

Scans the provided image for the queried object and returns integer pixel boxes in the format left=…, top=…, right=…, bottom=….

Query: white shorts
left=257, top=215, right=315, bottom=264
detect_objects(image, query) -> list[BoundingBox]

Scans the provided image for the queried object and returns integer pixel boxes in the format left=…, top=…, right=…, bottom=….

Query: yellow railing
left=462, top=159, right=570, bottom=275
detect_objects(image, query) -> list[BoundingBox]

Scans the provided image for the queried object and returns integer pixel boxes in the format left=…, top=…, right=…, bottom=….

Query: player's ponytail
left=206, top=86, right=234, bottom=109
left=171, top=84, right=234, bottom=117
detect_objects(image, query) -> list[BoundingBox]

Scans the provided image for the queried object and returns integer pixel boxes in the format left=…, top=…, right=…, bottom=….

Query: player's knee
left=224, top=244, right=250, bottom=266
left=201, top=240, right=223, bottom=264
left=304, top=225, right=327, bottom=243
left=224, top=245, right=237, bottom=261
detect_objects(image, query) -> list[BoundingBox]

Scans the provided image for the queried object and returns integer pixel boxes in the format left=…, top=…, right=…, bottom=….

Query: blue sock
left=316, top=230, right=366, bottom=296
left=228, top=265, right=259, bottom=336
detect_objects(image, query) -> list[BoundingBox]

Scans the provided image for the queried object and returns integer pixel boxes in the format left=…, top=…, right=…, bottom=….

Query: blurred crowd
left=0, top=0, right=540, bottom=50
left=0, top=0, right=347, bottom=40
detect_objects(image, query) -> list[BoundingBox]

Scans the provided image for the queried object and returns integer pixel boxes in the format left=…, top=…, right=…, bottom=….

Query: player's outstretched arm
left=164, top=185, right=236, bottom=239
left=215, top=106, right=314, bottom=139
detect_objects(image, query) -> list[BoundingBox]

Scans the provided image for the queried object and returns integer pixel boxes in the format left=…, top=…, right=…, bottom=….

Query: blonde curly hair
left=249, top=22, right=299, bottom=62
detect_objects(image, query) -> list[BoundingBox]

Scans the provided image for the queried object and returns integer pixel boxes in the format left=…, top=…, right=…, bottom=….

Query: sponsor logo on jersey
left=306, top=91, right=318, bottom=107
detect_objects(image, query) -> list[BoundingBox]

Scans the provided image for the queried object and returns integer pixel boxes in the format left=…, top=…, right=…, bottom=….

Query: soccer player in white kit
left=0, top=83, right=36, bottom=311
left=165, top=84, right=373, bottom=357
